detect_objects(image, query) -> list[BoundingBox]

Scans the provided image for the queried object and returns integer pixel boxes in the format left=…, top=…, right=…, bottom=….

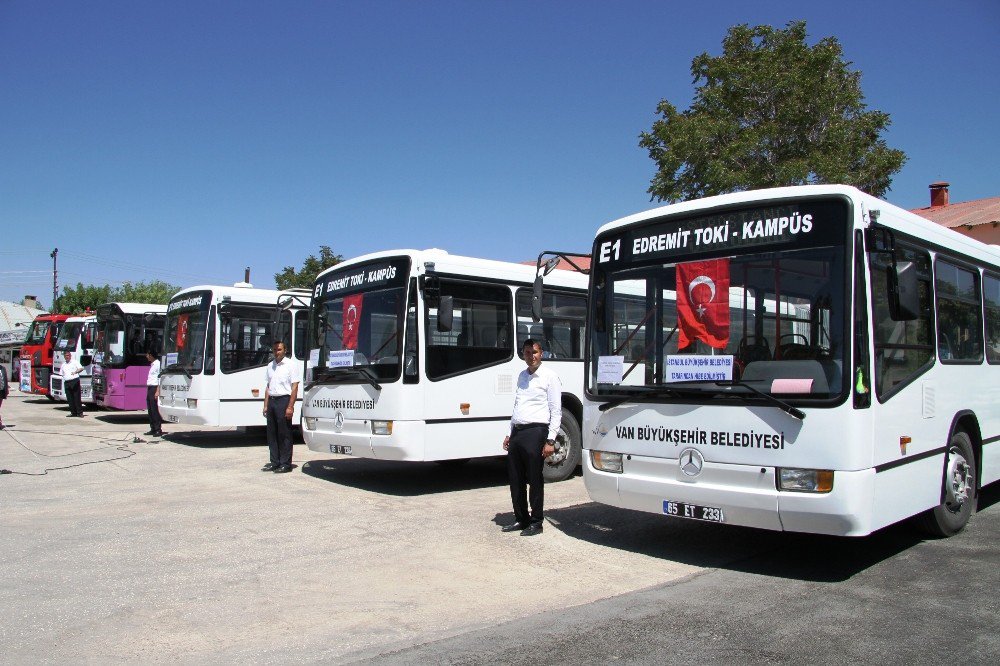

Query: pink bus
left=92, top=303, right=167, bottom=410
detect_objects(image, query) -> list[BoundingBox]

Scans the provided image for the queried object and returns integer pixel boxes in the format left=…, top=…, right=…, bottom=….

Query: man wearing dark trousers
left=0, top=362, right=9, bottom=429
left=60, top=351, right=85, bottom=417
left=262, top=341, right=299, bottom=474
left=502, top=338, right=562, bottom=536
left=144, top=351, right=163, bottom=437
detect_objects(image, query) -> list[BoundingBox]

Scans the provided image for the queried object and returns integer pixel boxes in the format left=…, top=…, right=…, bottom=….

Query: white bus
left=50, top=314, right=98, bottom=404
left=581, top=185, right=999, bottom=537
left=158, top=284, right=311, bottom=427
left=302, top=249, right=590, bottom=481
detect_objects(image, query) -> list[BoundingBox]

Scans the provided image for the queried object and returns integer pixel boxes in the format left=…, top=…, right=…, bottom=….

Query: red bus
left=19, top=313, right=72, bottom=399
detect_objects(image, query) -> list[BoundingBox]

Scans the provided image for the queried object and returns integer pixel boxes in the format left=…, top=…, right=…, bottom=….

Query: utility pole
left=50, top=248, right=58, bottom=312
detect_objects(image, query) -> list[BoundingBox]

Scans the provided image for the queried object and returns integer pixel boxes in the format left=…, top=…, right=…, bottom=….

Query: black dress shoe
left=501, top=522, right=527, bottom=533
left=273, top=464, right=294, bottom=473
left=144, top=430, right=155, bottom=435
left=520, top=523, right=543, bottom=536
left=152, top=431, right=163, bottom=437
left=261, top=463, right=278, bottom=471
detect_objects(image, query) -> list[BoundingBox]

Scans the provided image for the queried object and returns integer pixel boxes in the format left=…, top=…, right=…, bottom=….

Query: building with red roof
left=910, top=182, right=1000, bottom=246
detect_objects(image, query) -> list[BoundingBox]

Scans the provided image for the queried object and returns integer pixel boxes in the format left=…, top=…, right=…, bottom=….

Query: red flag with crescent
left=676, top=259, right=730, bottom=349
left=342, top=294, right=363, bottom=350
left=177, top=314, right=189, bottom=350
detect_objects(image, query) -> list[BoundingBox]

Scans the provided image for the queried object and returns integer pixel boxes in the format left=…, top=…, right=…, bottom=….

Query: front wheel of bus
left=543, top=412, right=581, bottom=483
left=919, top=431, right=977, bottom=538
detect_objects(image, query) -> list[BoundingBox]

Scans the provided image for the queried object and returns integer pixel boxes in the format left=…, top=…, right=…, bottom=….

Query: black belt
left=512, top=422, right=546, bottom=432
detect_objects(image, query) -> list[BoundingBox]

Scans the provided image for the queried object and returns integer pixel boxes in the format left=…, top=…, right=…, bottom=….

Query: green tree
left=116, top=280, right=179, bottom=304
left=274, top=245, right=343, bottom=290
left=54, top=280, right=179, bottom=313
left=639, top=21, right=906, bottom=203
left=55, top=283, right=114, bottom=314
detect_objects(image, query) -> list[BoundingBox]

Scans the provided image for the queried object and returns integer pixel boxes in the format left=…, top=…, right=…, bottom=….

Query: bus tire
left=918, top=430, right=977, bottom=538
left=543, top=411, right=581, bottom=483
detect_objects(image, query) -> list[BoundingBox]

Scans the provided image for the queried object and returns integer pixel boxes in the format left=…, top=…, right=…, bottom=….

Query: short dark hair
left=522, top=338, right=541, bottom=350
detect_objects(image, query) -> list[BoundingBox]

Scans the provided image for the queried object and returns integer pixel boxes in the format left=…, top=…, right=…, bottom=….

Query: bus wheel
left=918, top=431, right=977, bottom=538
left=543, top=411, right=581, bottom=483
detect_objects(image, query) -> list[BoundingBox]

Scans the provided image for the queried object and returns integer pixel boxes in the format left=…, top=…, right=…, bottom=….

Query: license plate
left=330, top=445, right=352, bottom=455
left=167, top=415, right=179, bottom=423
left=663, top=500, right=725, bottom=523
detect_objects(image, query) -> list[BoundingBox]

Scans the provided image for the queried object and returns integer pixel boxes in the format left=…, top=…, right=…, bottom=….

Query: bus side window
left=426, top=282, right=511, bottom=379
left=985, top=273, right=1000, bottom=364
left=935, top=259, right=983, bottom=363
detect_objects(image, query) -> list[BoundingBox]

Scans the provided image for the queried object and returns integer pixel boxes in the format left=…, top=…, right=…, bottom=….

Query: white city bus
left=158, top=284, right=311, bottom=427
left=302, top=249, right=590, bottom=481
left=50, top=314, right=98, bottom=404
left=581, top=185, right=999, bottom=537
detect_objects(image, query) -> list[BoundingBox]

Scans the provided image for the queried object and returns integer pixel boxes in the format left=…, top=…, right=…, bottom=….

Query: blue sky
left=1, top=1, right=997, bottom=306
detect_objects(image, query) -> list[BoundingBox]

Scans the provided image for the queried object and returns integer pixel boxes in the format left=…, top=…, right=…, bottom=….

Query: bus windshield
left=164, top=292, right=212, bottom=374
left=590, top=197, right=850, bottom=402
left=311, top=257, right=411, bottom=382
left=25, top=321, right=51, bottom=345
left=54, top=322, right=84, bottom=351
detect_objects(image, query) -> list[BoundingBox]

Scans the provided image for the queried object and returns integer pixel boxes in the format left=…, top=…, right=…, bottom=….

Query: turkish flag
left=342, top=294, right=363, bottom=350
left=177, top=314, right=189, bottom=350
left=676, top=259, right=730, bottom=349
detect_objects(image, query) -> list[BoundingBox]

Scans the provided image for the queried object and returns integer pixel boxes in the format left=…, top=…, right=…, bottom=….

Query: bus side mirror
left=314, top=314, right=327, bottom=346
left=227, top=320, right=240, bottom=346
left=888, top=260, right=919, bottom=321
left=531, top=276, right=543, bottom=323
left=437, top=296, right=454, bottom=332
left=80, top=355, right=93, bottom=366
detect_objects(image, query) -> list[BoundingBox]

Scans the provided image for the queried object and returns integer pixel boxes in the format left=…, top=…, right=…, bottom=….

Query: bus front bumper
left=584, top=451, right=876, bottom=537
left=303, top=418, right=424, bottom=461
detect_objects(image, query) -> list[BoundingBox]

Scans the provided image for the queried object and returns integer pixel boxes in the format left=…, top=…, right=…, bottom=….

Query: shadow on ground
left=301, top=456, right=511, bottom=496
left=160, top=430, right=266, bottom=449
left=541, top=492, right=998, bottom=583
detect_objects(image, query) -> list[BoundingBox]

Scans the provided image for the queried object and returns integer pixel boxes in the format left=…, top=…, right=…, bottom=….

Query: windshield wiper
left=598, top=386, right=701, bottom=412
left=306, top=366, right=382, bottom=392
left=714, top=380, right=805, bottom=420
left=161, top=363, right=192, bottom=379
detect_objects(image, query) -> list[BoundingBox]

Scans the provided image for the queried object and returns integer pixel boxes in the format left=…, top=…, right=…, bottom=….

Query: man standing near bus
left=501, top=338, right=561, bottom=536
left=61, top=351, right=85, bottom=417
left=0, top=362, right=9, bottom=429
left=262, top=341, right=298, bottom=474
left=144, top=351, right=164, bottom=438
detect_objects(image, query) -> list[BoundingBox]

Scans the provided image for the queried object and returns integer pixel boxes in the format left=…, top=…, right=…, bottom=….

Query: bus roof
left=596, top=184, right=1000, bottom=268
left=97, top=302, right=169, bottom=316
left=63, top=314, right=97, bottom=323
left=314, top=249, right=591, bottom=291
left=168, top=285, right=312, bottom=306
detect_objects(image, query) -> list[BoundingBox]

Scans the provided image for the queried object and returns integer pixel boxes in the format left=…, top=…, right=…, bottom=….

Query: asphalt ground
left=2, top=392, right=997, bottom=664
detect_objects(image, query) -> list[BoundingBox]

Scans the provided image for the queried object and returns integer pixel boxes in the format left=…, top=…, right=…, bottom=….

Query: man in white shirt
left=60, top=351, right=85, bottom=417
left=145, top=351, right=164, bottom=437
left=262, top=341, right=299, bottom=474
left=501, top=338, right=562, bottom=536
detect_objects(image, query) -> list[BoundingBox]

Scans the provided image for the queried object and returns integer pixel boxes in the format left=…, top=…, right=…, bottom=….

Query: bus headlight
left=304, top=417, right=317, bottom=430
left=591, top=450, right=623, bottom=473
left=187, top=399, right=197, bottom=409
left=777, top=468, right=834, bottom=493
left=372, top=420, right=393, bottom=435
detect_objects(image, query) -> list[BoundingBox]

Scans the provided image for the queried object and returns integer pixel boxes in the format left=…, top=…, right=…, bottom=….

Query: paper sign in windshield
left=665, top=355, right=733, bottom=382
left=597, top=355, right=625, bottom=384
left=328, top=349, right=355, bottom=367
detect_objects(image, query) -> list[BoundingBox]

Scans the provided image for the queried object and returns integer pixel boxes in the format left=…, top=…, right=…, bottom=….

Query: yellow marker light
left=372, top=420, right=393, bottom=435
left=900, top=436, right=911, bottom=455
left=304, top=417, right=317, bottom=430
left=777, top=468, right=834, bottom=493
left=591, top=450, right=623, bottom=473
left=187, top=399, right=197, bottom=409
left=460, top=403, right=470, bottom=415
